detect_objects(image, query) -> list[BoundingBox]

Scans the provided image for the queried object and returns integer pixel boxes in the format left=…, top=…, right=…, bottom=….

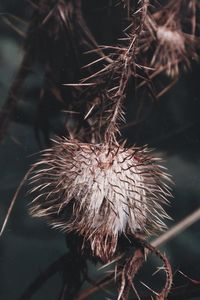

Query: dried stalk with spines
left=79, top=0, right=150, bottom=143
left=116, top=236, right=173, bottom=300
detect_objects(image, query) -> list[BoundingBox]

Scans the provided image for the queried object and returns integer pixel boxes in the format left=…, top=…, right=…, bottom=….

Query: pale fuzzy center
left=66, top=148, right=147, bottom=235
left=157, top=26, right=185, bottom=51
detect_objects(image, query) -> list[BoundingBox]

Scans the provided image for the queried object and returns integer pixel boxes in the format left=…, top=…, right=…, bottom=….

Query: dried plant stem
left=104, top=0, right=149, bottom=141
left=118, top=248, right=145, bottom=300
left=1, top=16, right=26, bottom=37
left=0, top=166, right=34, bottom=236
left=16, top=207, right=200, bottom=300
left=76, top=237, right=172, bottom=300
left=152, top=207, right=200, bottom=248
left=156, top=78, right=178, bottom=99
left=104, top=40, right=135, bottom=142
left=143, top=242, right=172, bottom=300
left=75, top=249, right=145, bottom=300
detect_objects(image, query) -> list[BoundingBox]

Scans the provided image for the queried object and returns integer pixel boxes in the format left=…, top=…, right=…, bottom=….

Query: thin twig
left=143, top=242, right=173, bottom=299
left=152, top=207, right=200, bottom=248
left=1, top=16, right=26, bottom=37
left=0, top=166, right=34, bottom=236
left=156, top=78, right=178, bottom=99
left=118, top=248, right=145, bottom=300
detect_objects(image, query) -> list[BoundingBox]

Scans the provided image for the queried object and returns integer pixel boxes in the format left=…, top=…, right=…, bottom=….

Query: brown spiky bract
left=29, top=138, right=172, bottom=262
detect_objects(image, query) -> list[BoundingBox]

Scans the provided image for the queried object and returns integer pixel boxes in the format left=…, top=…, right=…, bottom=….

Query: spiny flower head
left=151, top=24, right=198, bottom=78
left=156, top=27, right=185, bottom=51
left=142, top=0, right=200, bottom=78
left=29, top=138, right=172, bottom=261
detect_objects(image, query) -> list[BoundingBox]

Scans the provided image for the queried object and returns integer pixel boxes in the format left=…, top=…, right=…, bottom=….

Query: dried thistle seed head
left=157, top=27, right=185, bottom=51
left=29, top=138, right=172, bottom=261
left=149, top=23, right=199, bottom=78
left=141, top=0, right=200, bottom=79
left=151, top=26, right=185, bottom=77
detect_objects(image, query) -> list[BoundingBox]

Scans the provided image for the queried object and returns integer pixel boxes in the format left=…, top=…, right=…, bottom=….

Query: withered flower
left=142, top=0, right=199, bottom=78
left=30, top=138, right=171, bottom=261
left=151, top=24, right=198, bottom=78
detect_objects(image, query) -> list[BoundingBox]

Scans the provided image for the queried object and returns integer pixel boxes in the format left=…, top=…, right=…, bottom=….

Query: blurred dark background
left=0, top=1, right=200, bottom=299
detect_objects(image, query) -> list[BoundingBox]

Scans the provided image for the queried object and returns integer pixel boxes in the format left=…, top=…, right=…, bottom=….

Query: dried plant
left=28, top=1, right=174, bottom=299
left=68, top=0, right=151, bottom=143
left=1, top=0, right=200, bottom=299
left=29, top=138, right=172, bottom=261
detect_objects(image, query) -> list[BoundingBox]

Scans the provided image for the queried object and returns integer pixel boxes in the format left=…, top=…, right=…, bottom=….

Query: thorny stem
left=76, top=237, right=172, bottom=300
left=118, top=248, right=145, bottom=300
left=104, top=0, right=149, bottom=142
left=143, top=242, right=173, bottom=300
